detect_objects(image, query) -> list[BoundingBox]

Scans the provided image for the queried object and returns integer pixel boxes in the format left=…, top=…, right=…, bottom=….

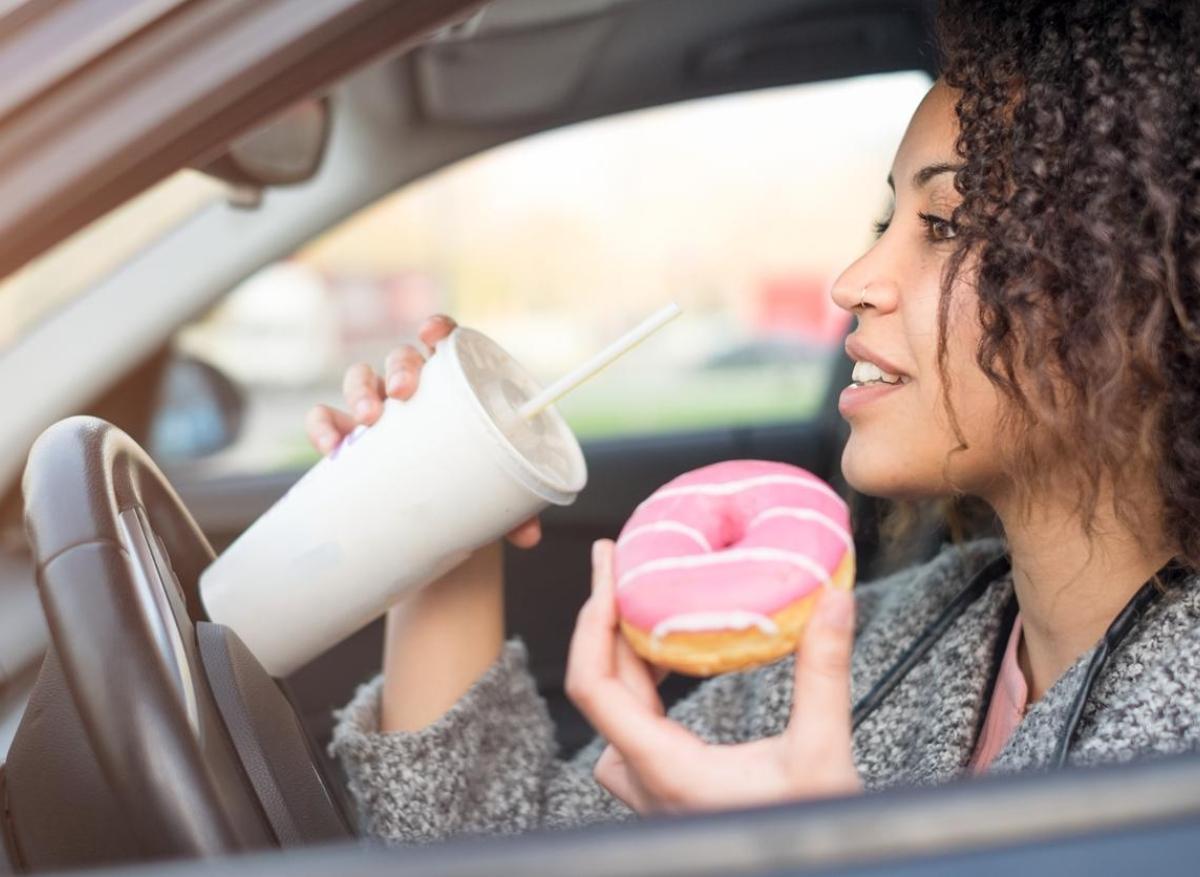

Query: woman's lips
left=838, top=380, right=909, bottom=417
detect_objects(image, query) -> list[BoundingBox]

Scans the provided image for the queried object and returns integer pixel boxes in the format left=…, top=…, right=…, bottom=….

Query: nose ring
left=858, top=286, right=869, bottom=310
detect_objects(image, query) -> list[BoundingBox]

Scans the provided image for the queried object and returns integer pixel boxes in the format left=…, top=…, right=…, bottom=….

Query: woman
left=308, top=0, right=1200, bottom=843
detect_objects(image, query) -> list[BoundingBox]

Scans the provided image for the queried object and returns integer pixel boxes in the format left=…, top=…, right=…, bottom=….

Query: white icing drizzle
left=635, top=474, right=846, bottom=511
left=746, top=507, right=855, bottom=556
left=617, top=547, right=834, bottom=591
left=617, top=521, right=713, bottom=552
left=651, top=610, right=780, bottom=640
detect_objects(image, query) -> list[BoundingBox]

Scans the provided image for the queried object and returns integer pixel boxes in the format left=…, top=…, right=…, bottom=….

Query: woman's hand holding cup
left=304, top=313, right=542, bottom=549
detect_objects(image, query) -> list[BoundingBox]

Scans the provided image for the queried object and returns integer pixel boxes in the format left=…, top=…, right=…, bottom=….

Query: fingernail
left=387, top=371, right=406, bottom=395
left=355, top=399, right=373, bottom=419
left=818, top=587, right=854, bottom=630
left=592, top=540, right=603, bottom=565
left=319, top=431, right=338, bottom=453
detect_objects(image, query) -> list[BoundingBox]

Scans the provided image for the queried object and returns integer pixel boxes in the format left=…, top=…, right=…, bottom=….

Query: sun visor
left=415, top=11, right=615, bottom=124
left=455, top=0, right=626, bottom=32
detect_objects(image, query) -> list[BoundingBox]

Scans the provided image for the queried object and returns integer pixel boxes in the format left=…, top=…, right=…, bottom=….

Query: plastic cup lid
left=447, top=328, right=588, bottom=504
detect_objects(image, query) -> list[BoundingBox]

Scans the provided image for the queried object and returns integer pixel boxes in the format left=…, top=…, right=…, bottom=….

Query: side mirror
left=149, top=355, right=245, bottom=463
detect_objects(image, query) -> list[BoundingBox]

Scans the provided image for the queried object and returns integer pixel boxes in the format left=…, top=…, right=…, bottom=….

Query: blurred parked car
left=701, top=335, right=833, bottom=369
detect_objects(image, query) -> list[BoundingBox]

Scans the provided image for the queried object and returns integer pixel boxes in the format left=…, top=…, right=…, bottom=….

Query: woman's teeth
left=851, top=360, right=907, bottom=387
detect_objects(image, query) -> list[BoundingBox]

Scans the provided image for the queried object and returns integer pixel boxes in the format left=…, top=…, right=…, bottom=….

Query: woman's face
left=832, top=80, right=1007, bottom=502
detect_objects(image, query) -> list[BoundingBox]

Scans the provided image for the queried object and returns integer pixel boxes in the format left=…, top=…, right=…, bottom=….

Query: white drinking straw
left=518, top=302, right=683, bottom=420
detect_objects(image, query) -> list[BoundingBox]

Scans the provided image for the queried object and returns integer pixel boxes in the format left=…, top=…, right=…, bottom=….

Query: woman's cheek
left=943, top=378, right=1010, bottom=491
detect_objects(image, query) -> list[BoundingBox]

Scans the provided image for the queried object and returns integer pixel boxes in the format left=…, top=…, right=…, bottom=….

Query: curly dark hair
left=882, top=0, right=1200, bottom=568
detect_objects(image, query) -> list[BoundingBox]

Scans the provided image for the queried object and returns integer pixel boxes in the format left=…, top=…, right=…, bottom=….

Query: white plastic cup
left=199, top=326, right=588, bottom=677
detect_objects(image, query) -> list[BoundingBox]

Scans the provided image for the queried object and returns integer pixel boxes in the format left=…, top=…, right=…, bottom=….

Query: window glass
left=0, top=170, right=225, bottom=351
left=176, top=71, right=930, bottom=474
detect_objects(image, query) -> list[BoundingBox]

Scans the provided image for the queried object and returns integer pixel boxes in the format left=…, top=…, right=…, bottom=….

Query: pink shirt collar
left=970, top=613, right=1028, bottom=773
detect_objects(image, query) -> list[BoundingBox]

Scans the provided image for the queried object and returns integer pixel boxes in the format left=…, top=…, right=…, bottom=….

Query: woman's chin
left=840, top=441, right=881, bottom=495
left=840, top=438, right=919, bottom=498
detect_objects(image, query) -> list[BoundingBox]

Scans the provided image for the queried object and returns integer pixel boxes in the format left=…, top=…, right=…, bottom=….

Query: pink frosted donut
left=614, top=460, right=855, bottom=676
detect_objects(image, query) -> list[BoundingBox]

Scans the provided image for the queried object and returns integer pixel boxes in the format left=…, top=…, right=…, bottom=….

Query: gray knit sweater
left=329, top=537, right=1200, bottom=844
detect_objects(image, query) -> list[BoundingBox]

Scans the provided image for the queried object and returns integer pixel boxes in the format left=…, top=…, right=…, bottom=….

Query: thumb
left=789, top=585, right=855, bottom=729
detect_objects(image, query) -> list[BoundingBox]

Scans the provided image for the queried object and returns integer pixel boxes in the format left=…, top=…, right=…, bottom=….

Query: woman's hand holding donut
left=565, top=539, right=861, bottom=815
left=304, top=313, right=541, bottom=549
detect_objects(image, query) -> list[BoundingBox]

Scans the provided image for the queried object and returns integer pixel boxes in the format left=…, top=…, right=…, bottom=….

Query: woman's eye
left=872, top=216, right=892, bottom=238
left=918, top=211, right=957, bottom=242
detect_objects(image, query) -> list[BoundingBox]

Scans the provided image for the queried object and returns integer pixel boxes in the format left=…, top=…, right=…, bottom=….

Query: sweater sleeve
left=329, top=636, right=798, bottom=845
left=328, top=639, right=631, bottom=844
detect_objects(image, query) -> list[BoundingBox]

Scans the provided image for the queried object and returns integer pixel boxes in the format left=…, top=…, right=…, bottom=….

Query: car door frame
left=0, top=0, right=486, bottom=280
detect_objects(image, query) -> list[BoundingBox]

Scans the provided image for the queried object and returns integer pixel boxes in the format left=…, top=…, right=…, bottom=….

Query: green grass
left=556, top=365, right=830, bottom=440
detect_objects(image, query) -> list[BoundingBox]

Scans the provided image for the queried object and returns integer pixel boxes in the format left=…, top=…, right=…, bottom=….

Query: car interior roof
left=414, top=0, right=936, bottom=126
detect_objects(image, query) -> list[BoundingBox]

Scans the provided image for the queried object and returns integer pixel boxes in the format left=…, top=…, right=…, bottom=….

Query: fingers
left=383, top=346, right=426, bottom=400
left=381, top=312, right=457, bottom=401
left=614, top=635, right=665, bottom=715
left=305, top=404, right=358, bottom=456
left=788, top=585, right=856, bottom=738
left=342, top=362, right=386, bottom=426
left=585, top=540, right=663, bottom=709
left=318, top=314, right=456, bottom=451
left=505, top=515, right=542, bottom=549
left=567, top=540, right=620, bottom=681
left=417, top=314, right=457, bottom=356
left=565, top=540, right=695, bottom=769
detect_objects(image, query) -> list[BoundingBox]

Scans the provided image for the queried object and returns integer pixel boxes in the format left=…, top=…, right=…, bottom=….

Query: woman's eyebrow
left=885, top=162, right=962, bottom=191
left=913, top=162, right=961, bottom=187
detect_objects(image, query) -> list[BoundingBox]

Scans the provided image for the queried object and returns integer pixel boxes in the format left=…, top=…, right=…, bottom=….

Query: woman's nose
left=830, top=279, right=865, bottom=314
left=830, top=272, right=899, bottom=316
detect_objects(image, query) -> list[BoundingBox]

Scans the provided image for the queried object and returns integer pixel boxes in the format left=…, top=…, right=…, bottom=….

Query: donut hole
left=716, top=499, right=750, bottom=550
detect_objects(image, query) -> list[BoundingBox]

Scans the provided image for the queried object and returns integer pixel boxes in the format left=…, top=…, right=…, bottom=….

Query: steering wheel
left=2, top=417, right=349, bottom=872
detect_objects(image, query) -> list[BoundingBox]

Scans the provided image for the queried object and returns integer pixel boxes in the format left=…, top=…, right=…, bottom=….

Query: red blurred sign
left=754, top=274, right=850, bottom=345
